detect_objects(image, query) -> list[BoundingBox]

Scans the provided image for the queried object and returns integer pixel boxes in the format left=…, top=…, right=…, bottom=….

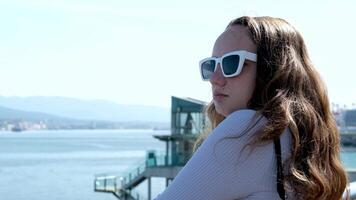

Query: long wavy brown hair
left=193, top=16, right=349, bottom=200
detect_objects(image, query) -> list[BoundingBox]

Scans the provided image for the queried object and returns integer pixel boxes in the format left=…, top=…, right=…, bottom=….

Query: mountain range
left=0, top=96, right=170, bottom=123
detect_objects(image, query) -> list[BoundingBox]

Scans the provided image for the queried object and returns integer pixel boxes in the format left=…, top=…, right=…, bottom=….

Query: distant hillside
left=0, top=105, right=71, bottom=121
left=0, top=105, right=170, bottom=130
left=0, top=96, right=170, bottom=122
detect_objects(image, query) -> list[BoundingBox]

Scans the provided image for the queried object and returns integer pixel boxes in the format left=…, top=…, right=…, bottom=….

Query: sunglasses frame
left=199, top=50, right=257, bottom=81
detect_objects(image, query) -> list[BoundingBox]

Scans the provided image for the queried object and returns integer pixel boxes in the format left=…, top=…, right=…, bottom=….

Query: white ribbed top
left=154, top=109, right=293, bottom=200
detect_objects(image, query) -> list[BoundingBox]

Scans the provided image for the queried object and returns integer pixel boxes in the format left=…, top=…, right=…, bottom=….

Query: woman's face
left=210, top=25, right=257, bottom=117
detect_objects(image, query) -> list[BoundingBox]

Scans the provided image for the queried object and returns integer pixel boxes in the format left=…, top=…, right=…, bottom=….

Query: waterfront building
left=94, top=96, right=206, bottom=200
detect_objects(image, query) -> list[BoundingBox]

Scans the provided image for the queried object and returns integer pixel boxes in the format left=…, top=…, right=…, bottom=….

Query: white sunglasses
left=199, top=50, right=257, bottom=81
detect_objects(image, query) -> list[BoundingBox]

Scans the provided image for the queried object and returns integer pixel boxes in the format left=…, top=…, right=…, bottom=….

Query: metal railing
left=94, top=150, right=191, bottom=199
left=118, top=151, right=189, bottom=185
left=94, top=174, right=118, bottom=192
left=94, top=173, right=147, bottom=200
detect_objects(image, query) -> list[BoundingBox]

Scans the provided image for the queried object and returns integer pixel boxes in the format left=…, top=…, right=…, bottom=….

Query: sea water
left=0, top=130, right=355, bottom=200
left=0, top=130, right=168, bottom=200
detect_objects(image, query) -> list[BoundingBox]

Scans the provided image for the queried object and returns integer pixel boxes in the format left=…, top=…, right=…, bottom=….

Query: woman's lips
left=213, top=92, right=228, bottom=101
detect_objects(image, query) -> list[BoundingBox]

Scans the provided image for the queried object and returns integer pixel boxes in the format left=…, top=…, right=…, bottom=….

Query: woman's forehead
left=212, top=25, right=256, bottom=57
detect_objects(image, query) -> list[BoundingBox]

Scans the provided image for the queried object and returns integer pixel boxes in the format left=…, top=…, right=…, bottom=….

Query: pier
left=94, top=96, right=205, bottom=200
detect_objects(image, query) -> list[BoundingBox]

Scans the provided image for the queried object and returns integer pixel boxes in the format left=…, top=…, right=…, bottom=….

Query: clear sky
left=0, top=0, right=355, bottom=108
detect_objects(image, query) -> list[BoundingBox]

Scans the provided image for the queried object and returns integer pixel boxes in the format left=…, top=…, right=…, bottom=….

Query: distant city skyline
left=1, top=0, right=355, bottom=107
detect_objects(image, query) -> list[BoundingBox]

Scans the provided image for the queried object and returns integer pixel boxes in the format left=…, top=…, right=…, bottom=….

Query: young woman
left=155, top=16, right=349, bottom=200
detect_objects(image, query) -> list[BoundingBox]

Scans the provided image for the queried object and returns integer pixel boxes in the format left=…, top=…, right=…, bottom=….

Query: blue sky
left=0, top=0, right=355, bottom=108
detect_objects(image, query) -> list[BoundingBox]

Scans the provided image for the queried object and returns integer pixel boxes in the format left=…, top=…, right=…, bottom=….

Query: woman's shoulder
left=228, top=108, right=258, bottom=117
left=211, top=109, right=267, bottom=139
left=217, top=109, right=266, bottom=129
left=225, top=109, right=264, bottom=122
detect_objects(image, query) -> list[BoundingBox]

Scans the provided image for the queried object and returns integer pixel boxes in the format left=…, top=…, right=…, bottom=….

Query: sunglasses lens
left=201, top=60, right=216, bottom=80
left=222, top=55, right=240, bottom=76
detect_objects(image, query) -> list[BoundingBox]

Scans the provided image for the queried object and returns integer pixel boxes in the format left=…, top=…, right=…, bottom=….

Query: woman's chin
left=214, top=104, right=228, bottom=117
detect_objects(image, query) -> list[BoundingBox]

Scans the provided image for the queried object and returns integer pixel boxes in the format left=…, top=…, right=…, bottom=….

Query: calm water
left=0, top=130, right=168, bottom=200
left=0, top=130, right=355, bottom=200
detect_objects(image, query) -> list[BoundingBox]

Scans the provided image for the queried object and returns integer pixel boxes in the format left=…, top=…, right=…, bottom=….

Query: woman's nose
left=209, top=64, right=226, bottom=86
